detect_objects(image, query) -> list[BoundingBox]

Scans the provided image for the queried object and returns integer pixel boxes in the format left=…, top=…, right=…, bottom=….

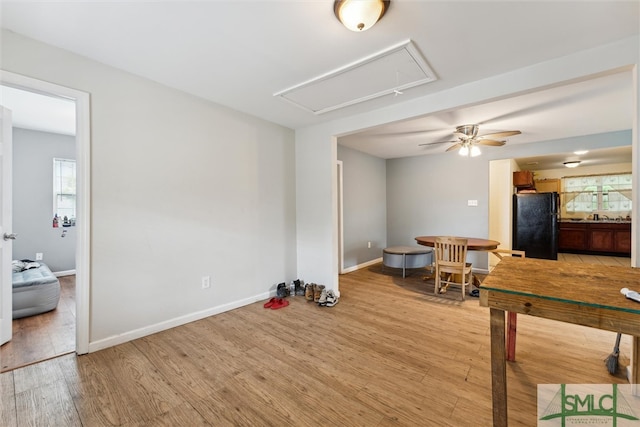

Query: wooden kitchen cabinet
left=614, top=226, right=632, bottom=253
left=559, top=221, right=631, bottom=256
left=513, top=171, right=534, bottom=189
left=534, top=178, right=560, bottom=193
left=589, top=226, right=615, bottom=252
left=558, top=222, right=588, bottom=251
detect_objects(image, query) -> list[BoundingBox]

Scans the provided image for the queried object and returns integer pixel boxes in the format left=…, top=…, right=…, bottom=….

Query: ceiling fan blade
left=475, top=139, right=506, bottom=146
left=418, top=140, right=458, bottom=146
left=445, top=143, right=463, bottom=152
left=478, top=130, right=521, bottom=139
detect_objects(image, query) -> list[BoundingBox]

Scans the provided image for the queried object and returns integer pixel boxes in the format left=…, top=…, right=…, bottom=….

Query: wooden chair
left=434, top=236, right=472, bottom=300
left=489, top=248, right=525, bottom=362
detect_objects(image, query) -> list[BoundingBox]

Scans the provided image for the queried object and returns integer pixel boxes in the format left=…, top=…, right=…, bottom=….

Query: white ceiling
left=0, top=85, right=76, bottom=135
left=1, top=1, right=638, bottom=166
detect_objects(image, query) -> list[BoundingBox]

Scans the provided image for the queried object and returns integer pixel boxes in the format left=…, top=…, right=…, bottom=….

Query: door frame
left=337, top=160, right=344, bottom=274
left=1, top=70, right=91, bottom=354
left=1, top=107, right=13, bottom=345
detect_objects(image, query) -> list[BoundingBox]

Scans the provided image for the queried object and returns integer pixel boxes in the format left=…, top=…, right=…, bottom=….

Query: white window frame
left=53, top=157, right=76, bottom=224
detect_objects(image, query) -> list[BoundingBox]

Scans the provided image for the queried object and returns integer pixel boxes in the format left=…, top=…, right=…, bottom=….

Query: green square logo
left=538, top=384, right=640, bottom=426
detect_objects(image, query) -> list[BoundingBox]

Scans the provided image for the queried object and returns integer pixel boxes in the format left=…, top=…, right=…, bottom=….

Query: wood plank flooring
left=0, top=257, right=634, bottom=426
left=0, top=275, right=76, bottom=372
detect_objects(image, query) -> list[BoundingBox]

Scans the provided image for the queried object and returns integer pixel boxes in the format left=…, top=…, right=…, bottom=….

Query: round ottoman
left=383, top=246, right=433, bottom=278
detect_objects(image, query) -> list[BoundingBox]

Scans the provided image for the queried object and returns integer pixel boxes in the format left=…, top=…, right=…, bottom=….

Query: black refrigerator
left=512, top=192, right=559, bottom=260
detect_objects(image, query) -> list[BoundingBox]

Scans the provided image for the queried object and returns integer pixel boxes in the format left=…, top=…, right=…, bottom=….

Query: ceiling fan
left=419, top=124, right=521, bottom=157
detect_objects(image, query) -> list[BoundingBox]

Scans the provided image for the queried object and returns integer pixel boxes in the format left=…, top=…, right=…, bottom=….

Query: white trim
left=88, top=292, right=272, bottom=353
left=337, top=160, right=344, bottom=274
left=341, top=257, right=383, bottom=274
left=53, top=269, right=76, bottom=277
left=0, top=70, right=91, bottom=355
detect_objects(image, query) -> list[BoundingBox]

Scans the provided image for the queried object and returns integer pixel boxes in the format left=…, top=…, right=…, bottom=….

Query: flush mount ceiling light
left=334, top=0, right=390, bottom=32
left=574, top=150, right=589, bottom=155
left=564, top=161, right=581, bottom=168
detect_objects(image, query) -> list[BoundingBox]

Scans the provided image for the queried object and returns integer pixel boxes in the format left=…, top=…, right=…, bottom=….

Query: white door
left=0, top=107, right=13, bottom=345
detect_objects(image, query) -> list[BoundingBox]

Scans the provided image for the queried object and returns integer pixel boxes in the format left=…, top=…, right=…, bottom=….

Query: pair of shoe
left=305, top=283, right=325, bottom=302
left=318, top=289, right=339, bottom=307
left=304, top=283, right=317, bottom=301
left=276, top=282, right=289, bottom=298
left=263, top=297, right=289, bottom=309
left=292, top=279, right=305, bottom=296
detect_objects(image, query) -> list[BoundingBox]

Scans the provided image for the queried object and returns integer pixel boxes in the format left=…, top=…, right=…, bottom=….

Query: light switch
left=468, top=200, right=478, bottom=207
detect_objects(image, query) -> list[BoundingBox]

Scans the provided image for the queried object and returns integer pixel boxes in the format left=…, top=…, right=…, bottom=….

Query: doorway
left=0, top=71, right=90, bottom=369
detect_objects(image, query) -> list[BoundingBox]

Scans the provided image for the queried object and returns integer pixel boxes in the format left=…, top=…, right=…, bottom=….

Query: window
left=563, top=173, right=632, bottom=214
left=53, top=158, right=76, bottom=226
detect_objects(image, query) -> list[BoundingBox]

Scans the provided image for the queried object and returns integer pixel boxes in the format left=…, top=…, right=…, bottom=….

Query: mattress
left=12, top=262, right=61, bottom=319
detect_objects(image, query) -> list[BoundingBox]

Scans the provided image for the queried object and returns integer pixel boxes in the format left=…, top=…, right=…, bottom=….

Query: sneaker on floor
left=294, top=279, right=305, bottom=296
left=325, top=290, right=339, bottom=307
left=276, top=282, right=289, bottom=298
left=317, top=288, right=328, bottom=306
left=313, top=284, right=325, bottom=303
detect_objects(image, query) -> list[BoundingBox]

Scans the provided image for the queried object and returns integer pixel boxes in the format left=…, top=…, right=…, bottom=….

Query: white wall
left=337, top=145, right=386, bottom=269
left=13, top=128, right=76, bottom=272
left=488, top=159, right=518, bottom=269
left=1, top=30, right=297, bottom=348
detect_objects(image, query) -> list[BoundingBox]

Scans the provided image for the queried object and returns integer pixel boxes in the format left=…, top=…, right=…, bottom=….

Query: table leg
left=402, top=253, right=406, bottom=278
left=632, top=336, right=639, bottom=396
left=506, top=312, right=517, bottom=362
left=490, top=308, right=508, bottom=427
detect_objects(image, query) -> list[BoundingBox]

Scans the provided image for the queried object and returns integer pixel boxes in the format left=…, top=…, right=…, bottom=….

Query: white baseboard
left=340, top=260, right=489, bottom=277
left=341, top=257, right=383, bottom=274
left=88, top=291, right=272, bottom=353
left=54, top=269, right=76, bottom=277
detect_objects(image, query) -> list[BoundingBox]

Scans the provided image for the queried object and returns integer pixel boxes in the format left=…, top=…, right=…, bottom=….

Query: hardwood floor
left=558, top=252, right=631, bottom=266
left=0, top=257, right=633, bottom=426
left=0, top=275, right=76, bottom=372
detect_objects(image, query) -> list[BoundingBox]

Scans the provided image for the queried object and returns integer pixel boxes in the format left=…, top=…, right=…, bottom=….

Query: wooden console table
left=480, top=257, right=640, bottom=426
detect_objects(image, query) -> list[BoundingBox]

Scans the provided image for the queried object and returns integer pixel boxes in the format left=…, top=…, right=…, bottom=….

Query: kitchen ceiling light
left=574, top=150, right=589, bottom=155
left=334, top=0, right=390, bottom=32
left=564, top=161, right=581, bottom=168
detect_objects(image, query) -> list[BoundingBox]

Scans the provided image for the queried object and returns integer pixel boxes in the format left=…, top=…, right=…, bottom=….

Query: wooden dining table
left=415, top=236, right=500, bottom=251
left=480, top=257, right=640, bottom=427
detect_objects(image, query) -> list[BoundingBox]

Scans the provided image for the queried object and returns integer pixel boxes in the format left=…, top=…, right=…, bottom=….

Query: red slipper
left=263, top=297, right=277, bottom=308
left=271, top=298, right=289, bottom=310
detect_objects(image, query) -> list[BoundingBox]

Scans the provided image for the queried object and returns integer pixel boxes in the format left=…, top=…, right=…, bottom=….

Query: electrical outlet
left=201, top=276, right=211, bottom=289
left=35, top=253, right=43, bottom=261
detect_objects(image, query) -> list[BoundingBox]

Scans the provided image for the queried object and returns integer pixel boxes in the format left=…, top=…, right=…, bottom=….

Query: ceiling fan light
left=470, top=145, right=481, bottom=157
left=459, top=145, right=470, bottom=157
left=334, top=0, right=389, bottom=32
left=564, top=161, right=581, bottom=168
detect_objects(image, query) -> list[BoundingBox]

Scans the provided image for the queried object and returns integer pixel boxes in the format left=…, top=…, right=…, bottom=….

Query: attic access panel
left=274, top=40, right=436, bottom=115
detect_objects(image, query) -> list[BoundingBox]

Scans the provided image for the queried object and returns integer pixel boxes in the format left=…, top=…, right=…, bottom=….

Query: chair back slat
left=434, top=236, right=468, bottom=267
